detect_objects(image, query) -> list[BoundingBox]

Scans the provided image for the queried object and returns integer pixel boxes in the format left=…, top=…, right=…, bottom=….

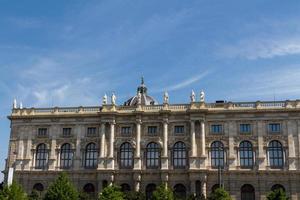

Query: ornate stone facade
left=4, top=81, right=300, bottom=199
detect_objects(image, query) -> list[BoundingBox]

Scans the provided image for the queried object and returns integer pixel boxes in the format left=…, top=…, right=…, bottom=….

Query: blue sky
left=1, top=0, right=300, bottom=181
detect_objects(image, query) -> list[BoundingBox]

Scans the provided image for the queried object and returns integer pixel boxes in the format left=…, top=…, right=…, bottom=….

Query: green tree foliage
left=98, top=185, right=124, bottom=200
left=266, top=189, right=289, bottom=200
left=187, top=194, right=206, bottom=200
left=28, top=190, right=42, bottom=200
left=152, top=184, right=174, bottom=200
left=0, top=181, right=28, bottom=200
left=43, top=172, right=78, bottom=200
left=124, top=191, right=145, bottom=200
left=208, top=187, right=232, bottom=200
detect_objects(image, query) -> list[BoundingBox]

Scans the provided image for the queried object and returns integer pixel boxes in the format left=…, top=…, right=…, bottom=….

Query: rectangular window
left=240, top=124, right=251, bottom=133
left=268, top=123, right=281, bottom=133
left=174, top=126, right=184, bottom=134
left=148, top=126, right=157, bottom=135
left=87, top=127, right=97, bottom=136
left=211, top=124, right=223, bottom=134
left=38, top=128, right=47, bottom=137
left=121, top=127, right=131, bottom=135
left=62, top=128, right=72, bottom=137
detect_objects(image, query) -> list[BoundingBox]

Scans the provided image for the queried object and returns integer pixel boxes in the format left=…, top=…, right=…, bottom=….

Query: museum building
left=4, top=79, right=300, bottom=200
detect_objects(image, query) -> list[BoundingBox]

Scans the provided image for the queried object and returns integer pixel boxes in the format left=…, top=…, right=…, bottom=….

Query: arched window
left=268, top=140, right=284, bottom=168
left=271, top=184, right=285, bottom=192
left=35, top=144, right=48, bottom=169
left=241, top=184, right=255, bottom=200
left=85, top=143, right=98, bottom=168
left=121, top=183, right=131, bottom=192
left=146, top=142, right=160, bottom=168
left=60, top=143, right=73, bottom=169
left=173, top=142, right=187, bottom=169
left=120, top=142, right=133, bottom=168
left=146, top=184, right=156, bottom=200
left=33, top=183, right=44, bottom=192
left=239, top=141, right=254, bottom=168
left=174, top=184, right=186, bottom=199
left=211, top=141, right=224, bottom=168
left=83, top=183, right=95, bottom=194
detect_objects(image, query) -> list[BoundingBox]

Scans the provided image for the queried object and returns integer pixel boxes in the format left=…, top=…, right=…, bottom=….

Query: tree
left=124, top=191, right=145, bottom=200
left=266, top=189, right=289, bottom=200
left=152, top=184, right=174, bottom=200
left=0, top=181, right=28, bottom=200
left=188, top=194, right=206, bottom=200
left=28, top=190, right=42, bottom=200
left=208, top=187, right=232, bottom=200
left=98, top=185, right=124, bottom=200
left=44, top=172, right=78, bottom=200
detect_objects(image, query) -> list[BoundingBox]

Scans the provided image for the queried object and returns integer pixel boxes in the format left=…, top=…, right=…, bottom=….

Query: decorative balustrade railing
left=11, top=100, right=300, bottom=116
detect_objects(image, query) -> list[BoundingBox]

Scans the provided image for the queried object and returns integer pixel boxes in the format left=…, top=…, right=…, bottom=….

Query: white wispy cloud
left=158, top=69, right=212, bottom=92
left=219, top=36, right=300, bottom=60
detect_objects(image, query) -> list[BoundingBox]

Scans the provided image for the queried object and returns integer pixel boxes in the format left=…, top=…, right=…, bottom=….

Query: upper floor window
left=87, top=127, right=97, bottom=137
left=268, top=140, right=284, bottom=168
left=84, top=143, right=98, bottom=168
left=35, top=143, right=48, bottom=169
left=173, top=142, right=187, bottom=169
left=60, top=143, right=73, bottom=169
left=174, top=126, right=184, bottom=134
left=268, top=123, right=281, bottom=133
left=62, top=128, right=72, bottom=137
left=121, top=127, right=131, bottom=135
left=37, top=128, right=47, bottom=137
left=239, top=141, right=254, bottom=168
left=148, top=126, right=157, bottom=135
left=240, top=124, right=251, bottom=134
left=211, top=141, right=224, bottom=168
left=146, top=142, right=160, bottom=169
left=211, top=124, right=223, bottom=134
left=120, top=142, right=133, bottom=169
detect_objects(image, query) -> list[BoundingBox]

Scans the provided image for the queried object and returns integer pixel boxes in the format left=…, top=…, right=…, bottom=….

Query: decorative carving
left=190, top=90, right=196, bottom=102
left=200, top=90, right=205, bottom=102
left=163, top=91, right=169, bottom=104
left=102, top=94, right=108, bottom=105
left=111, top=93, right=116, bottom=105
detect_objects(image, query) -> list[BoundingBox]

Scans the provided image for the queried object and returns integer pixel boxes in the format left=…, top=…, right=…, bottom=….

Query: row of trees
left=0, top=173, right=289, bottom=200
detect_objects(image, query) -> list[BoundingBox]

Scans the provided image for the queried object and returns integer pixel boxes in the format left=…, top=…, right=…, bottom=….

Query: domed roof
left=124, top=78, right=158, bottom=106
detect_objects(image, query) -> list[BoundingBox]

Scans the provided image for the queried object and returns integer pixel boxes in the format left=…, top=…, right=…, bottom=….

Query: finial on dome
left=141, top=76, right=144, bottom=85
left=137, top=77, right=147, bottom=94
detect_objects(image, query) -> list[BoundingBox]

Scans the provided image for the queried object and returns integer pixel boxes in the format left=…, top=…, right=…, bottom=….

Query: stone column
left=161, top=119, right=169, bottom=169
left=48, top=139, right=57, bottom=170
left=200, top=121, right=206, bottom=156
left=15, top=140, right=24, bottom=170
left=134, top=119, right=142, bottom=169
left=24, top=139, right=32, bottom=170
left=107, top=121, right=115, bottom=169
left=100, top=123, right=106, bottom=158
left=287, top=120, right=296, bottom=170
left=202, top=181, right=207, bottom=198
left=98, top=122, right=106, bottom=169
left=257, top=121, right=265, bottom=170
left=74, top=125, right=82, bottom=170
left=190, top=121, right=197, bottom=157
